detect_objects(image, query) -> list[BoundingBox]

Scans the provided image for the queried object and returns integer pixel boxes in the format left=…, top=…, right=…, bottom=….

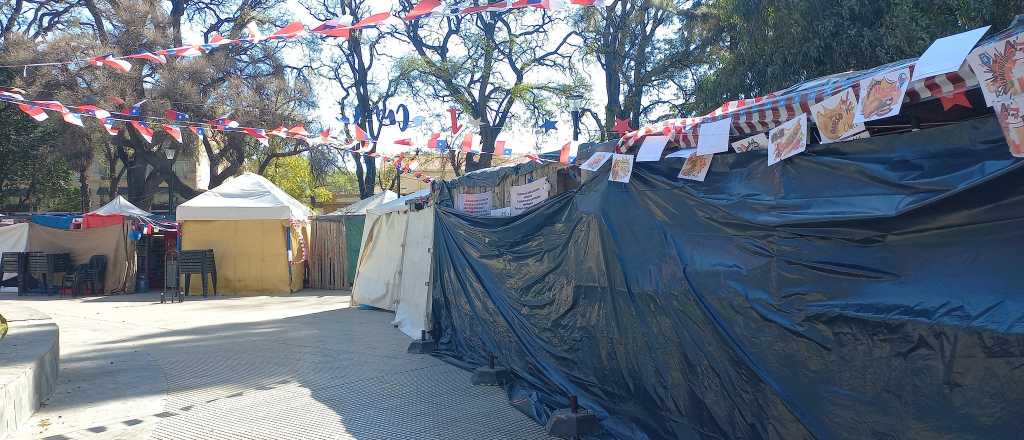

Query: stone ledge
left=0, top=304, right=59, bottom=440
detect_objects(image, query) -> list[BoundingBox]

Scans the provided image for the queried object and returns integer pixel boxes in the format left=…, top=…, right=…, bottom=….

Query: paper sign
left=665, top=148, right=698, bottom=159
left=489, top=207, right=512, bottom=217
left=768, top=113, right=807, bottom=166
left=678, top=154, right=713, bottom=181
left=456, top=191, right=492, bottom=215
left=855, top=66, right=912, bottom=123
left=812, top=88, right=864, bottom=143
left=966, top=34, right=1024, bottom=107
left=580, top=152, right=612, bottom=171
left=609, top=154, right=634, bottom=183
left=635, top=135, right=668, bottom=162
left=509, top=178, right=550, bottom=215
left=912, top=26, right=990, bottom=82
left=731, top=133, right=768, bottom=152
left=695, top=118, right=732, bottom=154
left=995, top=96, right=1024, bottom=157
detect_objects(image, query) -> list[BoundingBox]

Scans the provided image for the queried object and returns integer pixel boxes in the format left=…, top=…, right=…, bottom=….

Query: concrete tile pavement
left=0, top=291, right=555, bottom=440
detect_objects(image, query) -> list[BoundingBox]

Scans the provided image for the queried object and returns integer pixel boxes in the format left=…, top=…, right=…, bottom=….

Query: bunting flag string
left=0, top=0, right=600, bottom=73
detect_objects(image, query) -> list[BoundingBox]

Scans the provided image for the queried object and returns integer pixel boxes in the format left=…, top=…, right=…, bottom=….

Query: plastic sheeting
left=394, top=206, right=434, bottom=339
left=430, top=115, right=1024, bottom=440
left=177, top=172, right=313, bottom=221
left=325, top=191, right=398, bottom=216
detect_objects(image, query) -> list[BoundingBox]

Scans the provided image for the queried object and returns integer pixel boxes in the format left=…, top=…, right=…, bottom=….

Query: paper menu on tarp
left=696, top=118, right=732, bottom=154
left=456, top=191, right=492, bottom=215
left=812, top=87, right=864, bottom=143
left=855, top=66, right=912, bottom=122
left=768, top=113, right=807, bottom=166
left=509, top=178, right=550, bottom=215
left=966, top=34, right=1024, bottom=106
left=609, top=154, right=634, bottom=183
left=678, top=154, right=713, bottom=182
left=912, top=26, right=990, bottom=82
left=731, top=133, right=768, bottom=152
left=580, top=152, right=612, bottom=171
left=635, top=135, right=668, bottom=162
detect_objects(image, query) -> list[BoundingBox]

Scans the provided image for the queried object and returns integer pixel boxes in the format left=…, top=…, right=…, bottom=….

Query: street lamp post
left=163, top=145, right=177, bottom=214
left=568, top=94, right=588, bottom=141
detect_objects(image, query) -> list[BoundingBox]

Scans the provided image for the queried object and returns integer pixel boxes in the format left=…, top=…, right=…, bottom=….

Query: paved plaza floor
left=0, top=291, right=553, bottom=440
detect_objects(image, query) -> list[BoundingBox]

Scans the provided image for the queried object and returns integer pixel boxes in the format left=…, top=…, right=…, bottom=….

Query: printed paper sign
left=855, top=66, right=912, bottom=122
left=695, top=118, right=732, bottom=155
left=768, top=113, right=807, bottom=166
left=609, top=154, right=634, bottom=183
left=731, top=133, right=768, bottom=152
left=912, top=26, right=990, bottom=82
left=636, top=135, right=669, bottom=162
left=812, top=88, right=864, bottom=143
left=966, top=35, right=1024, bottom=107
left=995, top=96, right=1024, bottom=157
left=456, top=191, right=492, bottom=215
left=678, top=154, right=713, bottom=181
left=489, top=207, right=512, bottom=217
left=509, top=178, right=550, bottom=215
left=580, top=152, right=612, bottom=171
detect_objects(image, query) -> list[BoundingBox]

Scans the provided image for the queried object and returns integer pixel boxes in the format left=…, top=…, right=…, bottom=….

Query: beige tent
left=176, top=173, right=312, bottom=295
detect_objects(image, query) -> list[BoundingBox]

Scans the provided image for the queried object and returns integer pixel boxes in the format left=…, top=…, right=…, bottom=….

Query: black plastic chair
left=179, top=249, right=217, bottom=297
left=61, top=255, right=107, bottom=297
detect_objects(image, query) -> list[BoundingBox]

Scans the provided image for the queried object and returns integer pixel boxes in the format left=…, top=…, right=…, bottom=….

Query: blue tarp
left=430, top=114, right=1024, bottom=439
left=31, top=214, right=76, bottom=230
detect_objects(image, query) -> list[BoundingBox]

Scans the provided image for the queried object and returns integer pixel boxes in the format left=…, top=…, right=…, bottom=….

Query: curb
left=0, top=304, right=59, bottom=440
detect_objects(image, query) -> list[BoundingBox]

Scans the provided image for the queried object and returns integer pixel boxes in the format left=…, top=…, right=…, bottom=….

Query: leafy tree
left=397, top=4, right=577, bottom=172
left=253, top=154, right=331, bottom=207
left=691, top=0, right=1024, bottom=113
left=573, top=0, right=703, bottom=138
left=0, top=103, right=80, bottom=211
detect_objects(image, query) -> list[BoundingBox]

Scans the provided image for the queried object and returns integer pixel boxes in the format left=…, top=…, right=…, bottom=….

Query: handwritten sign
left=509, top=178, right=550, bottom=215
left=456, top=191, right=493, bottom=215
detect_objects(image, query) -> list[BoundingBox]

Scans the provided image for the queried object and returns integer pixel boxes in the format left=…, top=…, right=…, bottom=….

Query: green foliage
left=691, top=0, right=1023, bottom=113
left=0, top=104, right=79, bottom=211
left=255, top=155, right=331, bottom=207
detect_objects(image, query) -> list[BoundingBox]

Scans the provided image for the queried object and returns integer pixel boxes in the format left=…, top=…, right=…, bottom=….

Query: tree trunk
left=79, top=169, right=89, bottom=212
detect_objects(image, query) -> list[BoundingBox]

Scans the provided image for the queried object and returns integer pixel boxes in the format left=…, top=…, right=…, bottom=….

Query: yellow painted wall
left=180, top=219, right=305, bottom=295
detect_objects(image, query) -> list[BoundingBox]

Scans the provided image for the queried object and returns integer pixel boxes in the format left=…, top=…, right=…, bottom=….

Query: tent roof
left=368, top=188, right=431, bottom=215
left=325, top=191, right=398, bottom=216
left=88, top=195, right=151, bottom=218
left=176, top=172, right=313, bottom=221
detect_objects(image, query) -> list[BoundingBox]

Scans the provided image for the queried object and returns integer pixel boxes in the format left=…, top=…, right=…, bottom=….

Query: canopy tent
left=88, top=196, right=152, bottom=217
left=177, top=172, right=312, bottom=221
left=308, top=191, right=400, bottom=290
left=27, top=223, right=136, bottom=294
left=176, top=172, right=310, bottom=295
left=351, top=188, right=433, bottom=339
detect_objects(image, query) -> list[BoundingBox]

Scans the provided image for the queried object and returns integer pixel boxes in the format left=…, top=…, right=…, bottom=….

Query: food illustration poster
left=768, top=113, right=808, bottom=166
left=855, top=66, right=912, bottom=122
left=731, top=133, right=769, bottom=153
left=678, top=154, right=713, bottom=181
left=609, top=154, right=634, bottom=183
left=966, top=35, right=1024, bottom=106
left=995, top=95, right=1024, bottom=157
left=812, top=87, right=865, bottom=143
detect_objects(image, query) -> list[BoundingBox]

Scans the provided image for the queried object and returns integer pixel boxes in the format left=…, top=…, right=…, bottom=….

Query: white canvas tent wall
left=351, top=188, right=433, bottom=339
left=0, top=223, right=29, bottom=290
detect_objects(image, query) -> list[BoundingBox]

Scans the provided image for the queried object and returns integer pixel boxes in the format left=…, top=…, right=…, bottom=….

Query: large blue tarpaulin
left=429, top=115, right=1024, bottom=439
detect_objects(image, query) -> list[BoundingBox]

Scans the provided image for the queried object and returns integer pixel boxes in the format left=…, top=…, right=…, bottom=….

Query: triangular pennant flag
left=406, top=0, right=442, bottom=20
left=163, top=124, right=183, bottom=143
left=352, top=125, right=370, bottom=141
left=78, top=104, right=111, bottom=120
left=61, top=111, right=84, bottom=127
left=89, top=55, right=132, bottom=73
left=269, top=126, right=289, bottom=138
left=190, top=125, right=206, bottom=140
left=427, top=132, right=441, bottom=149
left=125, top=51, right=167, bottom=64
left=130, top=120, right=154, bottom=143
left=394, top=138, right=413, bottom=146
left=288, top=125, right=310, bottom=137
left=101, top=118, right=120, bottom=136
left=164, top=109, right=190, bottom=122
left=320, top=128, right=332, bottom=143
left=559, top=141, right=572, bottom=164
left=243, top=127, right=269, bottom=146
left=17, top=103, right=48, bottom=121
left=268, top=21, right=306, bottom=40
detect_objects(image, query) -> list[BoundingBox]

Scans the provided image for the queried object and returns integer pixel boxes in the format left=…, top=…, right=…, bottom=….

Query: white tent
left=327, top=191, right=398, bottom=216
left=88, top=195, right=152, bottom=217
left=0, top=223, right=29, bottom=289
left=176, top=172, right=312, bottom=221
left=351, top=189, right=434, bottom=339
